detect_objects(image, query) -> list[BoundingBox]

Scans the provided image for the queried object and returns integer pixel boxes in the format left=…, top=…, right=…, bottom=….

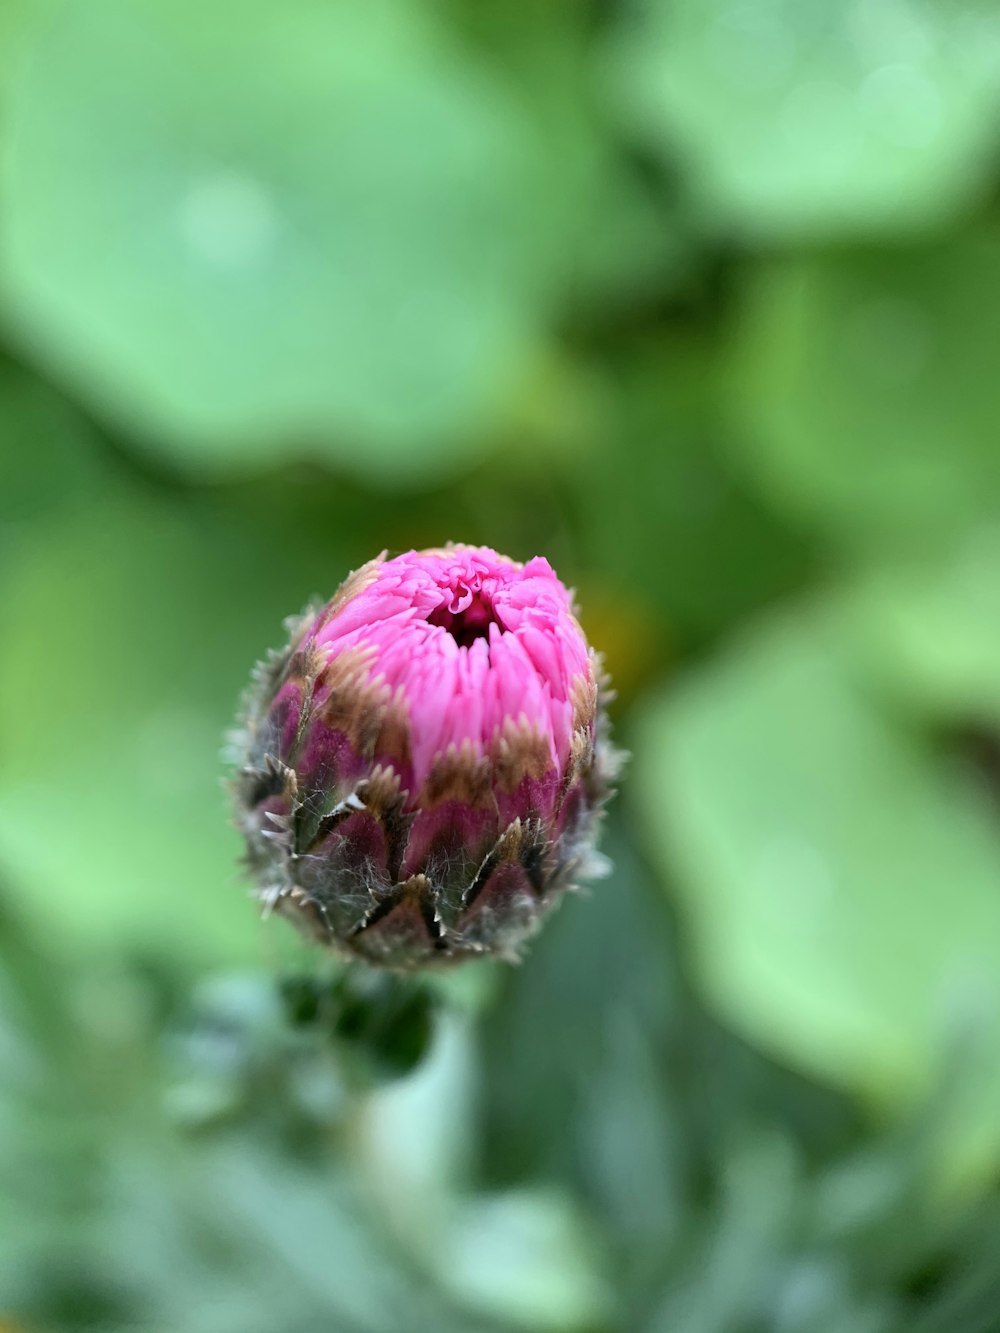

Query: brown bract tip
left=358, top=763, right=406, bottom=817
left=571, top=671, right=599, bottom=733
left=564, top=727, right=596, bottom=791
left=317, top=646, right=392, bottom=757
left=423, top=739, right=493, bottom=808
left=313, top=554, right=387, bottom=632
left=490, top=717, right=553, bottom=793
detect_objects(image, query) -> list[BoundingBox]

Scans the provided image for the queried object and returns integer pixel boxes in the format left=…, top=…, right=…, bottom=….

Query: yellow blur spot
left=575, top=579, right=671, bottom=706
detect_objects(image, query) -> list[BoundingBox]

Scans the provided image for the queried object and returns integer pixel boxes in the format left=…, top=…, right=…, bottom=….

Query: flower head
left=232, top=544, right=616, bottom=967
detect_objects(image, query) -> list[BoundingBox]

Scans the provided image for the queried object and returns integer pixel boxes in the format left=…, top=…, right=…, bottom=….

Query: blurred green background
left=5, top=1, right=1000, bottom=1329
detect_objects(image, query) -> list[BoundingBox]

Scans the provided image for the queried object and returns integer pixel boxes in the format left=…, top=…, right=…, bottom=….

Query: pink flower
left=232, top=544, right=616, bottom=967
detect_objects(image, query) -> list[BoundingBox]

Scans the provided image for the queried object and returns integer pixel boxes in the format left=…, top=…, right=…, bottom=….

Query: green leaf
left=477, top=820, right=688, bottom=1272
left=725, top=233, right=1000, bottom=547
left=610, top=0, right=1000, bottom=241
left=356, top=1008, right=478, bottom=1236
left=438, top=1189, right=612, bottom=1332
left=844, top=522, right=1000, bottom=727
left=574, top=335, right=817, bottom=650
left=0, top=0, right=33, bottom=122
left=0, top=0, right=577, bottom=480
left=634, top=603, right=1000, bottom=1191
left=0, top=355, right=105, bottom=544
left=0, top=487, right=336, bottom=968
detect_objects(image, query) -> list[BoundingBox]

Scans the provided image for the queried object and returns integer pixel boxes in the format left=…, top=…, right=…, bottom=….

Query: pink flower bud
left=232, top=545, right=618, bottom=967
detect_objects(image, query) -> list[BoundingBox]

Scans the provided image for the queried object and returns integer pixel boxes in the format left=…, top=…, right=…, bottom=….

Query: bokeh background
left=4, top=1, right=1000, bottom=1329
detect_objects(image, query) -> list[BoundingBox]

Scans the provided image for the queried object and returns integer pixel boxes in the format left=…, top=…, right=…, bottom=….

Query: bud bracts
left=232, top=545, right=616, bottom=967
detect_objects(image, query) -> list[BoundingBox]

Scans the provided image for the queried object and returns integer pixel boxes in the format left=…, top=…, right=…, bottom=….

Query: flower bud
left=231, top=545, right=617, bottom=967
